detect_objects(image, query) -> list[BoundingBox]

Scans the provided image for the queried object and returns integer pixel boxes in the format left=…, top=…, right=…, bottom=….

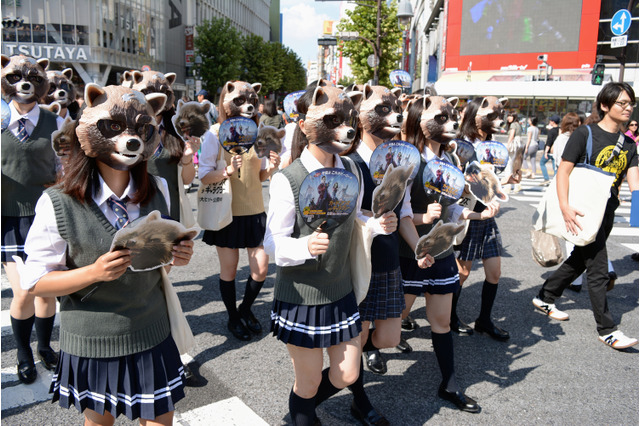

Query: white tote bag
left=532, top=126, right=616, bottom=246
left=161, top=268, right=195, bottom=355
left=197, top=148, right=233, bottom=231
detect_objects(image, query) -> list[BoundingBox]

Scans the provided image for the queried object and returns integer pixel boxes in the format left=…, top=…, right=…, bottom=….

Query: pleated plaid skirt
left=50, top=335, right=185, bottom=421
left=400, top=253, right=460, bottom=296
left=455, top=217, right=502, bottom=261
left=358, top=267, right=405, bottom=322
left=271, top=291, right=362, bottom=349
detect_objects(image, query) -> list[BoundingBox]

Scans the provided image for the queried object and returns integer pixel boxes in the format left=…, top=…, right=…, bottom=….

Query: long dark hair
left=290, top=87, right=315, bottom=161
left=263, top=99, right=277, bottom=117
left=404, top=96, right=440, bottom=155
left=457, top=97, right=483, bottom=141
left=59, top=126, right=156, bottom=205
left=160, top=106, right=185, bottom=164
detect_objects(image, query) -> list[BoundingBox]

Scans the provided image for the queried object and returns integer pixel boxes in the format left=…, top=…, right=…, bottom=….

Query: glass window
left=16, top=0, right=32, bottom=43
left=47, top=0, right=62, bottom=44
left=2, top=0, right=18, bottom=43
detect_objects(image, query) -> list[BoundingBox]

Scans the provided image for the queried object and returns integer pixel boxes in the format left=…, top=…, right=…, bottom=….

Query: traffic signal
left=591, top=63, right=605, bottom=85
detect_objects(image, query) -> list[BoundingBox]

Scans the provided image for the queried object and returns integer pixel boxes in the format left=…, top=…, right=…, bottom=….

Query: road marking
left=621, top=243, right=639, bottom=252
left=174, top=397, right=268, bottom=426
left=609, top=227, right=639, bottom=237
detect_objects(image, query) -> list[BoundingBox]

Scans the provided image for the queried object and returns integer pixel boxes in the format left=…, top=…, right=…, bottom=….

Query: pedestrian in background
left=523, top=117, right=539, bottom=178
left=259, top=99, right=285, bottom=129
left=625, top=120, right=638, bottom=144
left=533, top=82, right=639, bottom=350
left=540, top=115, right=560, bottom=184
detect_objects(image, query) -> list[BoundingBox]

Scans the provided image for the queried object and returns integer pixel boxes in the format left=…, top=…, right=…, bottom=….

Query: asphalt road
left=2, top=169, right=638, bottom=425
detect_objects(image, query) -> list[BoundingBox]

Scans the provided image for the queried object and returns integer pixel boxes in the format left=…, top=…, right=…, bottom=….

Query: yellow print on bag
left=595, top=146, right=628, bottom=185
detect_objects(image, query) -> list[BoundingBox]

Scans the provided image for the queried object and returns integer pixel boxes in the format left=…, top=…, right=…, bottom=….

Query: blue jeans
left=539, top=154, right=556, bottom=181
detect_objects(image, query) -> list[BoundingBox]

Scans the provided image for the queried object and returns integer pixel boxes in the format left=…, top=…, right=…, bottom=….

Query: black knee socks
left=314, top=367, right=342, bottom=407
left=477, top=280, right=498, bottom=325
left=239, top=277, right=264, bottom=314
left=451, top=288, right=462, bottom=322
left=289, top=388, right=316, bottom=426
left=432, top=331, right=458, bottom=393
left=348, top=360, right=373, bottom=414
left=362, top=335, right=378, bottom=353
left=11, top=315, right=35, bottom=364
left=34, top=315, right=55, bottom=352
left=219, top=278, right=240, bottom=322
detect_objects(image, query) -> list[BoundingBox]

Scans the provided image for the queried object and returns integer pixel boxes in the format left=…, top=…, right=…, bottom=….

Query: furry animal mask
left=171, top=99, right=212, bottom=140
left=221, top=81, right=261, bottom=119
left=42, top=68, right=76, bottom=109
left=303, top=86, right=362, bottom=155
left=76, top=84, right=166, bottom=171
left=359, top=84, right=403, bottom=140
left=420, top=96, right=460, bottom=145
left=475, top=96, right=508, bottom=135
left=1, top=54, right=50, bottom=104
left=255, top=123, right=285, bottom=158
left=123, top=70, right=176, bottom=113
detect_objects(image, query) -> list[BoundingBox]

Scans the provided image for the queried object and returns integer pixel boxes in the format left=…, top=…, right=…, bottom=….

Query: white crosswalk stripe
left=507, top=175, right=638, bottom=252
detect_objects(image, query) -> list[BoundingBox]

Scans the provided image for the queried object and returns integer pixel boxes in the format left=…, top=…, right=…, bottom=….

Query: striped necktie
left=107, top=197, right=130, bottom=230
left=17, top=118, right=29, bottom=143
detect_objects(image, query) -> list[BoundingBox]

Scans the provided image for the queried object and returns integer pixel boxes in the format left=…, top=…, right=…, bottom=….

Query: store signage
left=2, top=44, right=91, bottom=62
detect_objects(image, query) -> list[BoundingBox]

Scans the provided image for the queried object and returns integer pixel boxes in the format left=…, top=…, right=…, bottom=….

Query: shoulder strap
left=585, top=125, right=593, bottom=164
left=602, top=132, right=626, bottom=168
left=341, top=155, right=362, bottom=185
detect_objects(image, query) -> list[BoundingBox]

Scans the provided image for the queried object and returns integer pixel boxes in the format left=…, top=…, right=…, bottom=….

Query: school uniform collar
left=356, top=140, right=374, bottom=166
left=9, top=101, right=40, bottom=127
left=422, top=145, right=446, bottom=162
left=300, top=147, right=345, bottom=172
left=94, top=173, right=136, bottom=206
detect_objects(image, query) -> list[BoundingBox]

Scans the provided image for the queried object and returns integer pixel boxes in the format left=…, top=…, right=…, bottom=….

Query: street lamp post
left=397, top=0, right=414, bottom=75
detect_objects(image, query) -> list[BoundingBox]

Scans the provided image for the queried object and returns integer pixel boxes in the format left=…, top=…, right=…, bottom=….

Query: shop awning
left=434, top=69, right=611, bottom=99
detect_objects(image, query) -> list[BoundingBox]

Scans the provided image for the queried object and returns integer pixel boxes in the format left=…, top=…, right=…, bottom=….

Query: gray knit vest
left=47, top=185, right=171, bottom=358
left=1, top=108, right=58, bottom=216
left=274, top=157, right=358, bottom=305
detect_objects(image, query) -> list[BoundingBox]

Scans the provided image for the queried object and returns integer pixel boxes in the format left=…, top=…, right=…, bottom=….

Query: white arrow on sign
left=612, top=14, right=626, bottom=32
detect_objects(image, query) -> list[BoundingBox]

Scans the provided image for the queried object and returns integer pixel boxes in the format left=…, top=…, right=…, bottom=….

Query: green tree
left=336, top=1, right=402, bottom=87
left=194, top=18, right=243, bottom=95
left=240, top=34, right=276, bottom=94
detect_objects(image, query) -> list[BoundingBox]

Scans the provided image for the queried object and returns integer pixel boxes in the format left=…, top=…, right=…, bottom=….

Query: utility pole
left=374, top=0, right=381, bottom=85
left=618, top=0, right=635, bottom=82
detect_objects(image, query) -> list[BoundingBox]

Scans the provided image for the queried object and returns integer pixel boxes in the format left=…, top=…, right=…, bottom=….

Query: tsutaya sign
left=2, top=44, right=91, bottom=63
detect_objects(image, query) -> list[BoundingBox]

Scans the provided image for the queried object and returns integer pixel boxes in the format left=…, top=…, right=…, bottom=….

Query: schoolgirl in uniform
left=264, top=85, right=395, bottom=425
left=399, top=97, right=498, bottom=413
left=452, top=98, right=510, bottom=342
left=200, top=81, right=281, bottom=341
left=20, top=85, right=193, bottom=426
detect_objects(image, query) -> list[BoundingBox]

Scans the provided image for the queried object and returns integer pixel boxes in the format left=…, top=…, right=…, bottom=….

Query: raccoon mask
left=1, top=54, right=50, bottom=104
left=42, top=68, right=76, bottom=109
left=221, top=81, right=261, bottom=119
left=302, top=86, right=362, bottom=155
left=420, top=96, right=460, bottom=145
left=475, top=96, right=508, bottom=135
left=124, top=70, right=177, bottom=113
left=75, top=84, right=166, bottom=171
left=359, top=84, right=403, bottom=140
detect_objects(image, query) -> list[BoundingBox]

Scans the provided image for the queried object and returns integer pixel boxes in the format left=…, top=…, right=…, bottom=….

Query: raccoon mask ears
left=145, top=93, right=167, bottom=116
left=62, top=68, right=73, bottom=80
left=422, top=95, right=432, bottom=110
left=446, top=97, right=459, bottom=108
left=480, top=97, right=491, bottom=109
left=122, top=71, right=134, bottom=87
left=36, top=58, right=49, bottom=71
left=363, top=84, right=374, bottom=100
left=311, top=86, right=327, bottom=106
left=391, top=87, right=402, bottom=98
left=348, top=91, right=363, bottom=110
left=1, top=54, right=9, bottom=69
left=176, top=99, right=185, bottom=110
left=84, top=83, right=107, bottom=107
left=497, top=97, right=509, bottom=107
left=201, top=100, right=212, bottom=113
left=164, top=72, right=176, bottom=86
left=251, top=83, right=262, bottom=94
left=43, top=102, right=61, bottom=115
left=132, top=71, right=143, bottom=85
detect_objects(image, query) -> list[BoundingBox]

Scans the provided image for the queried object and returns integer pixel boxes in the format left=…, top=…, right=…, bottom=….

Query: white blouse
left=20, top=175, right=170, bottom=290
left=263, top=148, right=387, bottom=267
left=199, top=128, right=267, bottom=178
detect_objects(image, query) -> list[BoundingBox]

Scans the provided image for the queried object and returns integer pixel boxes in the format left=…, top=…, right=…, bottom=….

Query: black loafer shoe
left=395, top=337, right=413, bottom=353
left=451, top=318, right=474, bottom=335
left=567, top=284, right=582, bottom=293
left=365, top=350, right=387, bottom=375
left=474, top=321, right=510, bottom=342
left=401, top=316, right=418, bottom=331
left=17, top=360, right=37, bottom=384
left=239, top=309, right=262, bottom=334
left=37, top=348, right=59, bottom=371
left=438, top=386, right=480, bottom=413
left=350, top=400, right=390, bottom=426
left=227, top=320, right=251, bottom=341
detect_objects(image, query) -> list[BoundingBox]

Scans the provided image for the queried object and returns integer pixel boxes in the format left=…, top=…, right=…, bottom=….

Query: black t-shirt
left=562, top=124, right=638, bottom=197
left=545, top=127, right=559, bottom=148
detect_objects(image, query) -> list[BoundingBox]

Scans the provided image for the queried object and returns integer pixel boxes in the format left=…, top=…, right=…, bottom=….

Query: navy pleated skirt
left=50, top=335, right=185, bottom=421
left=271, top=291, right=362, bottom=349
left=1, top=215, right=34, bottom=262
left=400, top=253, right=460, bottom=296
left=202, top=213, right=266, bottom=249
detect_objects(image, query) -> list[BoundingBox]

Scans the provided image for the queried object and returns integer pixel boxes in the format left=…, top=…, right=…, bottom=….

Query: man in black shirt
left=540, top=115, right=560, bottom=183
left=532, top=83, right=639, bottom=350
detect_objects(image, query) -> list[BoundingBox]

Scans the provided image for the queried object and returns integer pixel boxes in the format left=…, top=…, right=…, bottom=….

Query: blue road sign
left=611, top=9, right=631, bottom=36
